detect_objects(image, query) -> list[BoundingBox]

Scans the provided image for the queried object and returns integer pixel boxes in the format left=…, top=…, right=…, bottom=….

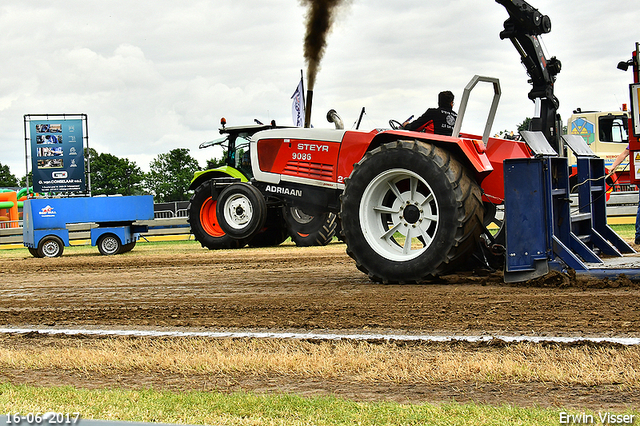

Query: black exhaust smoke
left=300, top=0, right=351, bottom=127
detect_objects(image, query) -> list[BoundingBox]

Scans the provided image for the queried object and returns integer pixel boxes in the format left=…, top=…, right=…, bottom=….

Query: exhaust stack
left=304, top=90, right=313, bottom=128
left=326, top=109, right=344, bottom=129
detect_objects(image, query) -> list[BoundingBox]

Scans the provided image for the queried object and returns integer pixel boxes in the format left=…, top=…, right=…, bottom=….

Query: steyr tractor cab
left=188, top=120, right=338, bottom=250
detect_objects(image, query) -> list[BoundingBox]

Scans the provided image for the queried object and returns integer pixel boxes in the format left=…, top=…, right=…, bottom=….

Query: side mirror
left=617, top=60, right=631, bottom=71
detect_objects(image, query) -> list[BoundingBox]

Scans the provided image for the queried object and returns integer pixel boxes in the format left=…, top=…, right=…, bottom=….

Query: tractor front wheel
left=216, top=183, right=267, bottom=240
left=340, top=140, right=483, bottom=283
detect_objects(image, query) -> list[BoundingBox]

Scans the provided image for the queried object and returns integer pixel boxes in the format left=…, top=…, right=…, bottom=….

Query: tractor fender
left=189, top=166, right=247, bottom=190
left=368, top=130, right=493, bottom=174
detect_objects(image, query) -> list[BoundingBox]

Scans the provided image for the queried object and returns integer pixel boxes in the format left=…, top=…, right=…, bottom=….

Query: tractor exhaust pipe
left=326, top=109, right=344, bottom=129
left=304, top=90, right=313, bottom=128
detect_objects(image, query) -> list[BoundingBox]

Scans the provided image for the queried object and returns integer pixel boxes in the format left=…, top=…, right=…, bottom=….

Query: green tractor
left=188, top=119, right=338, bottom=249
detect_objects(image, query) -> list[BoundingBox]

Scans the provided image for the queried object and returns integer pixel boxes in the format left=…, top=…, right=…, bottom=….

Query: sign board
left=631, top=83, right=640, bottom=137
left=24, top=114, right=88, bottom=193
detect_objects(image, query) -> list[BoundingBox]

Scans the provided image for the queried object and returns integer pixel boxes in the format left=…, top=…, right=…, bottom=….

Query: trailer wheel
left=119, top=241, right=136, bottom=254
left=97, top=233, right=122, bottom=255
left=188, top=181, right=249, bottom=249
left=216, top=183, right=267, bottom=240
left=340, top=140, right=483, bottom=283
left=284, top=207, right=337, bottom=247
left=37, top=236, right=64, bottom=258
left=28, top=247, right=40, bottom=258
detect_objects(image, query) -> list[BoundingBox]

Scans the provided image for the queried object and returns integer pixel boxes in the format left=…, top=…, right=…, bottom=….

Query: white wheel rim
left=102, top=236, right=119, bottom=254
left=42, top=240, right=60, bottom=257
left=223, top=193, right=254, bottom=230
left=359, top=168, right=439, bottom=262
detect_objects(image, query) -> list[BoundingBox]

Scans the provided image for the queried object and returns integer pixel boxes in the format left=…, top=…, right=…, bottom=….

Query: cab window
left=598, top=115, right=628, bottom=143
left=235, top=136, right=252, bottom=179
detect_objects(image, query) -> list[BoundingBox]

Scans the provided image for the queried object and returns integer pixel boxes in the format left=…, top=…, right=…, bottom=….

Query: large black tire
left=340, top=140, right=484, bottom=283
left=248, top=207, right=290, bottom=248
left=188, top=181, right=249, bottom=250
left=36, top=235, right=64, bottom=258
left=216, top=183, right=267, bottom=240
left=119, top=241, right=136, bottom=254
left=283, top=207, right=337, bottom=247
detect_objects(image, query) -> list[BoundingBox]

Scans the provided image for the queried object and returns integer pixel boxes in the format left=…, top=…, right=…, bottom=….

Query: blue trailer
left=23, top=195, right=154, bottom=257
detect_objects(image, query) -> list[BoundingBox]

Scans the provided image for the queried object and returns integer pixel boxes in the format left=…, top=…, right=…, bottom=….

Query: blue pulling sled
left=503, top=132, right=640, bottom=282
left=23, top=195, right=154, bottom=257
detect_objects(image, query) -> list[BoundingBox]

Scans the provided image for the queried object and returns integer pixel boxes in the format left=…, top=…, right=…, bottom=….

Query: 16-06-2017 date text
left=5, top=413, right=80, bottom=424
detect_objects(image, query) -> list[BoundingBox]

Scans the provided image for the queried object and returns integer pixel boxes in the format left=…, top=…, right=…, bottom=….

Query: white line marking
left=1, top=327, right=638, bottom=345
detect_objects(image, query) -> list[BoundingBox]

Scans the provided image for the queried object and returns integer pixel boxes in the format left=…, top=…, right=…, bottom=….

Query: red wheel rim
left=200, top=197, right=225, bottom=237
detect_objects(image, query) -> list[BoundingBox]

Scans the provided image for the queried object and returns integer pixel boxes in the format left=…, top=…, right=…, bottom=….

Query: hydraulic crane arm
left=496, top=0, right=562, bottom=153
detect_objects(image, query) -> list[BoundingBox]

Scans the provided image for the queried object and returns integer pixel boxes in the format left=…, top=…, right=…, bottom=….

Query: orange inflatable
left=0, top=192, right=19, bottom=228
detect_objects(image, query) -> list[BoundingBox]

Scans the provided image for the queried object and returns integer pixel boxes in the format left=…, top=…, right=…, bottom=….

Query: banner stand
left=23, top=114, right=90, bottom=197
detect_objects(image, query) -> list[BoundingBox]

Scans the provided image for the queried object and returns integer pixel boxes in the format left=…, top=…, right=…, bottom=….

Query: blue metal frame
left=504, top=144, right=637, bottom=282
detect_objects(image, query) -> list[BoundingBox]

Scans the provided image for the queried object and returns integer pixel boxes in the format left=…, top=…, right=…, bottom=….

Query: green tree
left=0, top=162, right=19, bottom=187
left=145, top=148, right=200, bottom=202
left=206, top=148, right=247, bottom=170
left=90, top=152, right=145, bottom=196
left=19, top=172, right=33, bottom=188
left=517, top=117, right=532, bottom=132
left=206, top=150, right=227, bottom=169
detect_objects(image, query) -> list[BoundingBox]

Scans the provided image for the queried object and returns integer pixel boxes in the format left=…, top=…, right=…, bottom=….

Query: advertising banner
left=631, top=83, right=640, bottom=137
left=26, top=115, right=86, bottom=193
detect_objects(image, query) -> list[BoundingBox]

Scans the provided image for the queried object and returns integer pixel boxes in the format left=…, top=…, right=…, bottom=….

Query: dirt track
left=2, top=242, right=639, bottom=335
left=1, top=241, right=640, bottom=409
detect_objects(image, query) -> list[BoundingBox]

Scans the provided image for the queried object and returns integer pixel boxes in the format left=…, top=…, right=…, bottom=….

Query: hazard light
left=472, top=139, right=486, bottom=154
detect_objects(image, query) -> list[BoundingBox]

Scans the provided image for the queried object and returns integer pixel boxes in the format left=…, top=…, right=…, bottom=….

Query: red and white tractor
left=188, top=1, right=640, bottom=283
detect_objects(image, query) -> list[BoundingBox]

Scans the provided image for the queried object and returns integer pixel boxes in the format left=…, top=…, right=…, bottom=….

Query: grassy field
left=0, top=382, right=573, bottom=426
left=611, top=224, right=635, bottom=240
left=1, top=225, right=638, bottom=424
left=1, top=337, right=639, bottom=425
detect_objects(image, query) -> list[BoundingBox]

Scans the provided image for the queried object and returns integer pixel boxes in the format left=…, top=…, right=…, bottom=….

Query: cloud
left=1, top=0, right=637, bottom=180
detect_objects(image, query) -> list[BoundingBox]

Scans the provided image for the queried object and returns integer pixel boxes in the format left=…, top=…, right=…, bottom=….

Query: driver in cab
left=402, top=90, right=457, bottom=136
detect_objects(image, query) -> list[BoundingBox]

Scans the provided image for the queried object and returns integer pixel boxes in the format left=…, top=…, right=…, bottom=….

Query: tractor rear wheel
left=188, top=181, right=249, bottom=250
left=284, top=207, right=337, bottom=247
left=340, top=140, right=483, bottom=283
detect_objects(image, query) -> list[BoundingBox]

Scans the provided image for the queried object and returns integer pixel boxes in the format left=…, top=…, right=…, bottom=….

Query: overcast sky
left=1, top=0, right=638, bottom=178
